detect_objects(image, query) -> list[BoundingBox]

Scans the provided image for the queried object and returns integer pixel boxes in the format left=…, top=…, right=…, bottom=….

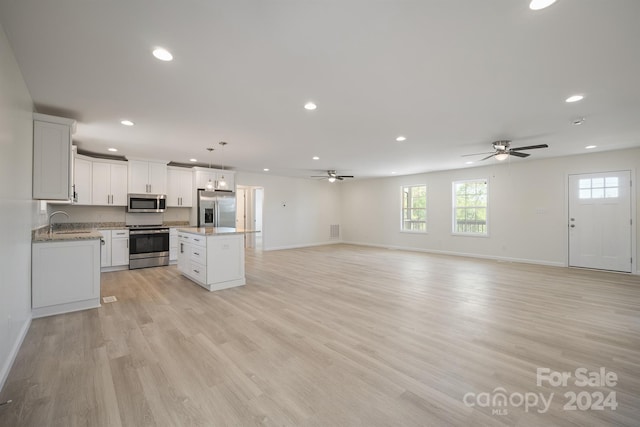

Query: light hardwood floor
left=1, top=245, right=639, bottom=426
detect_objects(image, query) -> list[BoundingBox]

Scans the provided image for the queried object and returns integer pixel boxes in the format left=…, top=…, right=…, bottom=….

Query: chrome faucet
left=49, top=210, right=70, bottom=234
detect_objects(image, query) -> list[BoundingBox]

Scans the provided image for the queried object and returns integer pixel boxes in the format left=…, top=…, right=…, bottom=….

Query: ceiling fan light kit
left=311, top=170, right=354, bottom=182
left=466, top=140, right=549, bottom=162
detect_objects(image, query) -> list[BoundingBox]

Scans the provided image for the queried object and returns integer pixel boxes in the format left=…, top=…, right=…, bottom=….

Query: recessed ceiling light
left=391, top=172, right=396, bottom=174
left=304, top=102, right=317, bottom=110
left=263, top=168, right=270, bottom=172
left=152, top=47, right=173, bottom=61
left=312, top=156, right=320, bottom=160
left=465, top=161, right=474, bottom=165
left=585, top=145, right=597, bottom=149
left=529, top=0, right=557, bottom=10
left=189, top=158, right=197, bottom=162
left=120, top=120, right=134, bottom=126
left=572, top=117, right=586, bottom=125
left=396, top=136, right=406, bottom=142
left=108, top=148, right=118, bottom=152
left=565, top=94, right=584, bottom=103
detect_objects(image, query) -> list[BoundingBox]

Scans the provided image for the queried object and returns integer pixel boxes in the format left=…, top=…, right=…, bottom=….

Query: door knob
left=570, top=224, right=575, bottom=228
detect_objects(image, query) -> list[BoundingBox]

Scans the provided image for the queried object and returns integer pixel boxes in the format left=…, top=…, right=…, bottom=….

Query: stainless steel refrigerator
left=197, top=189, right=237, bottom=227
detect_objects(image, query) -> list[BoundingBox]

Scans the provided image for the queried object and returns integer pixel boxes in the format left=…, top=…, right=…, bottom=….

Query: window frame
left=452, top=178, right=489, bottom=237
left=400, top=184, right=427, bottom=233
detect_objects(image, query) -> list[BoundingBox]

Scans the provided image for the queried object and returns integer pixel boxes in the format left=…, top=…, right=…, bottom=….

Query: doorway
left=236, top=186, right=264, bottom=249
left=568, top=170, right=632, bottom=272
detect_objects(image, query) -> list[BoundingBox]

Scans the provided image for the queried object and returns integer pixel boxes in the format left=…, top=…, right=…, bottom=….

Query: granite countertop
left=33, top=229, right=103, bottom=242
left=178, top=227, right=258, bottom=236
left=32, top=221, right=191, bottom=242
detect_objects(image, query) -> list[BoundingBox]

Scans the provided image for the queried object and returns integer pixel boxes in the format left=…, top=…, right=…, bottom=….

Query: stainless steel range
left=128, top=225, right=170, bottom=269
left=126, top=213, right=169, bottom=269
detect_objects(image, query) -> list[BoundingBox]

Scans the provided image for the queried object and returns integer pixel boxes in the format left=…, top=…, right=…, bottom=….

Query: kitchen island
left=177, top=227, right=249, bottom=292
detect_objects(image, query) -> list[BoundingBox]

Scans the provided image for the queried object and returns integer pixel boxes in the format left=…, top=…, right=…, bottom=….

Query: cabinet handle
left=194, top=252, right=200, bottom=256
left=193, top=269, right=200, bottom=274
left=180, top=243, right=184, bottom=253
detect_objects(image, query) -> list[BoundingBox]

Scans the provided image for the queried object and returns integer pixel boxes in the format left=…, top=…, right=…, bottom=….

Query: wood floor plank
left=1, top=244, right=639, bottom=426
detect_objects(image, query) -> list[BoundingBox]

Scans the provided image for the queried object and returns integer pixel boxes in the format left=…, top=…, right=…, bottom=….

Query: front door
left=568, top=170, right=632, bottom=272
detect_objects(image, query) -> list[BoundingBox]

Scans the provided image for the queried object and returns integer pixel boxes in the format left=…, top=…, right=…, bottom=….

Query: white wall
left=0, top=23, right=42, bottom=390
left=236, top=172, right=341, bottom=250
left=341, top=148, right=640, bottom=271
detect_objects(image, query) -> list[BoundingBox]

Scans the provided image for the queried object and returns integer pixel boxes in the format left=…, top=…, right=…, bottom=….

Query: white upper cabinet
left=194, top=167, right=235, bottom=191
left=92, top=160, right=128, bottom=206
left=73, top=154, right=92, bottom=205
left=128, top=160, right=167, bottom=194
left=167, top=167, right=193, bottom=207
left=32, top=113, right=76, bottom=200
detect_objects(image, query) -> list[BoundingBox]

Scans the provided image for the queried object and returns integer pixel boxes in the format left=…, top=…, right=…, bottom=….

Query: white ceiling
left=1, top=0, right=639, bottom=179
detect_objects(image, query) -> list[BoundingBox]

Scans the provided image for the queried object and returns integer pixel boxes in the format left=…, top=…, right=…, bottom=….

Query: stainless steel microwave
left=127, top=193, right=167, bottom=213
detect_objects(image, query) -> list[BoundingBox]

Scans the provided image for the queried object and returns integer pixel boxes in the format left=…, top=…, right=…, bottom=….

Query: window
left=579, top=177, right=619, bottom=199
left=402, top=185, right=427, bottom=232
left=453, top=179, right=488, bottom=235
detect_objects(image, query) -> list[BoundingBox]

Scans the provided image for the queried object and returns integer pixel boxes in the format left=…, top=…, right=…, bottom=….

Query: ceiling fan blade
left=461, top=151, right=494, bottom=157
left=510, top=144, right=549, bottom=151
left=337, top=175, right=354, bottom=178
left=480, top=153, right=496, bottom=161
left=310, top=176, right=327, bottom=178
left=509, top=151, right=530, bottom=158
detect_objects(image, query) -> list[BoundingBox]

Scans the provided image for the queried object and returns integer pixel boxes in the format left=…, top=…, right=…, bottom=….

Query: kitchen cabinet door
left=169, top=228, right=178, bottom=262
left=194, top=169, right=217, bottom=190
left=128, top=160, right=167, bottom=194
left=148, top=162, right=167, bottom=194
left=110, top=163, right=128, bottom=205
left=33, top=115, right=74, bottom=200
left=167, top=168, right=193, bottom=207
left=128, top=160, right=150, bottom=194
left=111, top=229, right=129, bottom=266
left=177, top=235, right=190, bottom=274
left=98, top=230, right=112, bottom=267
left=73, top=156, right=92, bottom=205
left=92, top=161, right=127, bottom=206
left=92, top=162, right=111, bottom=205
left=216, top=171, right=235, bottom=191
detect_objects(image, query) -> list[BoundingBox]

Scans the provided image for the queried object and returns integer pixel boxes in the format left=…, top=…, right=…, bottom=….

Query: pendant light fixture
left=206, top=147, right=215, bottom=190
left=218, top=141, right=228, bottom=188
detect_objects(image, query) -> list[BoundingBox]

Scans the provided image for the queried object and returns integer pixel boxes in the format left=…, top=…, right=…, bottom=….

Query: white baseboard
left=264, top=240, right=342, bottom=252
left=0, top=316, right=31, bottom=392
left=341, top=240, right=566, bottom=268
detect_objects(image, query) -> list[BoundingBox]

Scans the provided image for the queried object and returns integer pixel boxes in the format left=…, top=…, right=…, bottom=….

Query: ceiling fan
left=463, top=140, right=549, bottom=161
left=311, top=170, right=354, bottom=182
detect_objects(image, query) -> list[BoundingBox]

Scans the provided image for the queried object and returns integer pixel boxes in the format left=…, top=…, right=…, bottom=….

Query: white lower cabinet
left=169, top=228, right=178, bottom=263
left=177, top=230, right=245, bottom=291
left=99, top=229, right=129, bottom=270
left=111, top=230, right=129, bottom=266
left=32, top=239, right=101, bottom=318
left=98, top=230, right=112, bottom=267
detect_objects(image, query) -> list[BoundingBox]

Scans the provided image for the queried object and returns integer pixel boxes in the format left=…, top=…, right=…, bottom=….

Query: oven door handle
left=129, top=229, right=169, bottom=235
